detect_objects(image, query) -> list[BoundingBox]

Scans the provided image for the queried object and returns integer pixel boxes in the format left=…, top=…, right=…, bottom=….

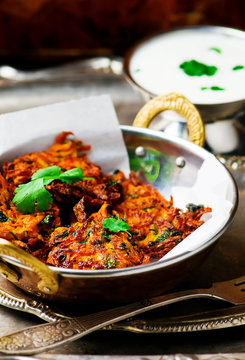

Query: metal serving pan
left=0, top=93, right=238, bottom=305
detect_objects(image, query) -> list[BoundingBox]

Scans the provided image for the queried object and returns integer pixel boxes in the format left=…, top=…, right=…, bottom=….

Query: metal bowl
left=0, top=94, right=238, bottom=305
left=124, top=25, right=245, bottom=123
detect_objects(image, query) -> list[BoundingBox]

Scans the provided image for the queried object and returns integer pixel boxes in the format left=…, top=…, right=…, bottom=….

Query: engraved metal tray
left=0, top=76, right=245, bottom=356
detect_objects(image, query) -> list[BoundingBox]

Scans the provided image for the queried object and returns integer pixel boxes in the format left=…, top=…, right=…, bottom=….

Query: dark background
left=0, top=0, right=244, bottom=67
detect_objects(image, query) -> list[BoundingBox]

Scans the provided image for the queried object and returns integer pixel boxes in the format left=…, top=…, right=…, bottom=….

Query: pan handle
left=133, top=92, right=205, bottom=147
left=0, top=238, right=59, bottom=295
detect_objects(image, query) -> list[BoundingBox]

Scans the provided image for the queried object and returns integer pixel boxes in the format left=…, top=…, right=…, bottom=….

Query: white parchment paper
left=0, top=95, right=130, bottom=175
left=0, top=95, right=236, bottom=262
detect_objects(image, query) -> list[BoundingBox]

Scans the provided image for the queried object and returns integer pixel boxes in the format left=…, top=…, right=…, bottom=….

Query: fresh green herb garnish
left=209, top=47, right=221, bottom=54
left=201, top=86, right=225, bottom=91
left=232, top=65, right=244, bottom=71
left=102, top=217, right=130, bottom=236
left=104, top=257, right=117, bottom=269
left=39, top=214, right=54, bottom=225
left=156, top=230, right=170, bottom=242
left=106, top=180, right=118, bottom=187
left=180, top=59, right=218, bottom=76
left=13, top=165, right=94, bottom=214
left=210, top=86, right=225, bottom=91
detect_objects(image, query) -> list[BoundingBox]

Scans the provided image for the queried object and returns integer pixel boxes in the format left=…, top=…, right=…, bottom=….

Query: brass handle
left=133, top=92, right=205, bottom=147
left=0, top=238, right=59, bottom=295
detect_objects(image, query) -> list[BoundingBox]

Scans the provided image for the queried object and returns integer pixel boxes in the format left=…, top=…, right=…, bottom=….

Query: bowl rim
left=123, top=25, right=245, bottom=107
left=3, top=125, right=239, bottom=278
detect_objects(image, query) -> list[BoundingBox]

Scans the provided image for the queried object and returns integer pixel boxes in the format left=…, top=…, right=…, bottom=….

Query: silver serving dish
left=0, top=94, right=238, bottom=305
left=124, top=26, right=245, bottom=155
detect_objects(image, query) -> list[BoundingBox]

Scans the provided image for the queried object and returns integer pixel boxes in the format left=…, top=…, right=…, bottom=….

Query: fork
left=0, top=274, right=245, bottom=355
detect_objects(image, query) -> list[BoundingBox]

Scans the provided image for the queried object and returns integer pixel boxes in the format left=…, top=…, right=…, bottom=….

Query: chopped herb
left=134, top=68, right=141, bottom=73
left=201, top=86, right=225, bottom=91
left=86, top=229, right=92, bottom=236
left=113, top=169, right=120, bottom=174
left=0, top=210, right=10, bottom=222
left=39, top=214, right=54, bottom=225
left=102, top=217, right=130, bottom=236
left=59, top=167, right=94, bottom=183
left=186, top=203, right=204, bottom=212
left=209, top=47, right=221, bottom=54
left=79, top=239, right=87, bottom=244
left=210, top=86, right=224, bottom=91
left=232, top=65, right=244, bottom=71
left=180, top=59, right=218, bottom=76
left=13, top=165, right=94, bottom=214
left=156, top=231, right=170, bottom=242
left=103, top=256, right=117, bottom=269
left=106, top=180, right=118, bottom=187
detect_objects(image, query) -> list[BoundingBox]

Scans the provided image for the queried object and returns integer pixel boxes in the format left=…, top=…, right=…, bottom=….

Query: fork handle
left=0, top=288, right=214, bottom=355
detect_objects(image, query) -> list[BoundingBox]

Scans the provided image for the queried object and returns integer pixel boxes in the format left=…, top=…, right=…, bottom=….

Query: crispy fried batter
left=0, top=132, right=211, bottom=269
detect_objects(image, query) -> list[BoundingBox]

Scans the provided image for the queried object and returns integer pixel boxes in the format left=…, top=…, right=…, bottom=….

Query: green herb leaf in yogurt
left=201, top=86, right=225, bottom=91
left=179, top=60, right=218, bottom=77
left=232, top=65, right=244, bottom=71
left=209, top=47, right=221, bottom=54
left=210, top=86, right=225, bottom=91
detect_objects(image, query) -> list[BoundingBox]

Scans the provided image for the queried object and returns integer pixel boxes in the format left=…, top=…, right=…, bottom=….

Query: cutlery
left=0, top=57, right=123, bottom=86
left=0, top=278, right=70, bottom=322
left=0, top=274, right=245, bottom=355
left=3, top=275, right=245, bottom=335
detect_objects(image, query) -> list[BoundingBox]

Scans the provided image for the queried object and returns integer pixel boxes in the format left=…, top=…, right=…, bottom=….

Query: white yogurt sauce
left=129, top=28, right=245, bottom=105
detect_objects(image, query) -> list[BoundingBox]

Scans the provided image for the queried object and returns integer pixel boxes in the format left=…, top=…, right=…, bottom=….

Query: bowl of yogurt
left=124, top=26, right=245, bottom=123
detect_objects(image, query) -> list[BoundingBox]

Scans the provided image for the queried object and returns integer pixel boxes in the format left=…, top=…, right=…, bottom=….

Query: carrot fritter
left=0, top=132, right=211, bottom=269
